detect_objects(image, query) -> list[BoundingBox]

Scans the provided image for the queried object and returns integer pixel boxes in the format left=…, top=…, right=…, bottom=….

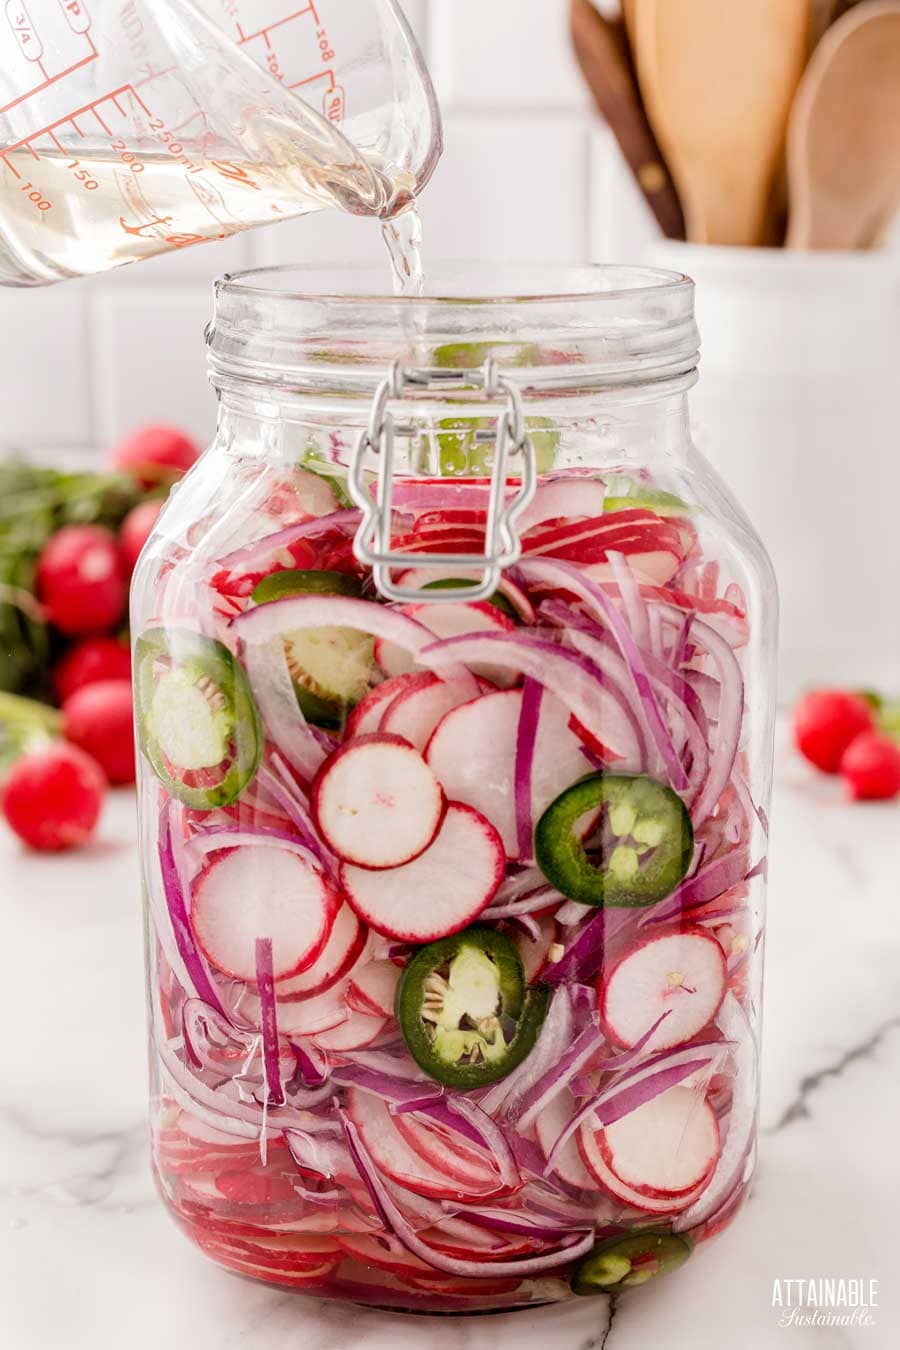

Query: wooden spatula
left=633, top=0, right=809, bottom=245
left=570, top=0, right=685, bottom=239
left=787, top=2, right=900, bottom=249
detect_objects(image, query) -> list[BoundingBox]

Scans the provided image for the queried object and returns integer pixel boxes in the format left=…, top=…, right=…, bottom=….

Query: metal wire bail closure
left=348, top=359, right=538, bottom=603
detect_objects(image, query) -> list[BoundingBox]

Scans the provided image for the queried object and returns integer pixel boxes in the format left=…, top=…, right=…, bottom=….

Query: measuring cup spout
left=0, top=0, right=441, bottom=285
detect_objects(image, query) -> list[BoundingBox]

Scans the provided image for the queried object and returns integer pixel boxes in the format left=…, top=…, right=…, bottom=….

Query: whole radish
left=840, top=732, right=900, bottom=801
left=119, top=499, right=163, bottom=576
left=793, top=689, right=874, bottom=773
left=2, top=743, right=106, bottom=851
left=113, top=424, right=199, bottom=487
left=54, top=637, right=131, bottom=704
left=36, top=525, right=126, bottom=635
left=63, top=679, right=135, bottom=785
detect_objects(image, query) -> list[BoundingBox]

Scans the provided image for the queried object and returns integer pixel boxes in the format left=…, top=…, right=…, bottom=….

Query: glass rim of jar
left=207, top=262, right=700, bottom=403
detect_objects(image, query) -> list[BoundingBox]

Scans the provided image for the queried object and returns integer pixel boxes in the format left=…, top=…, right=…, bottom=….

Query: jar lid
left=207, top=263, right=700, bottom=399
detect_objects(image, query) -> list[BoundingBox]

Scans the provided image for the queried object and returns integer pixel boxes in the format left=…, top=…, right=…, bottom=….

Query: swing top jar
left=133, top=264, right=777, bottom=1313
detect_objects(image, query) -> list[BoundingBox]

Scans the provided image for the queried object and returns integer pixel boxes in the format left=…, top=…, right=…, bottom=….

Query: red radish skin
left=345, top=1089, right=505, bottom=1202
left=392, top=1115, right=510, bottom=1194
left=793, top=690, right=875, bottom=774
left=578, top=1123, right=712, bottom=1215
left=344, top=677, right=416, bottom=740
left=379, top=672, right=478, bottom=752
left=275, top=906, right=366, bottom=1001
left=340, top=802, right=505, bottom=942
left=62, top=679, right=135, bottom=785
left=2, top=743, right=106, bottom=851
left=596, top=1086, right=720, bottom=1198
left=346, top=959, right=401, bottom=1016
left=375, top=601, right=516, bottom=685
left=36, top=525, right=127, bottom=635
left=600, top=926, right=728, bottom=1052
left=425, top=688, right=590, bottom=858
left=839, top=732, right=900, bottom=801
left=113, top=423, right=200, bottom=487
left=190, top=846, right=339, bottom=982
left=53, top=637, right=131, bottom=703
left=119, top=499, right=163, bottom=575
left=312, top=734, right=446, bottom=870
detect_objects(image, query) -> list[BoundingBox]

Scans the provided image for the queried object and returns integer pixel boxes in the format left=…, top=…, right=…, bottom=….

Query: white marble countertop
left=1, top=725, right=898, bottom=1349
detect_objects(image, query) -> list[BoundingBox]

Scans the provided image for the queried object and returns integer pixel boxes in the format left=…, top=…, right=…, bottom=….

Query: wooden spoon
left=787, top=2, right=900, bottom=249
left=633, top=0, right=809, bottom=246
left=570, top=0, right=685, bottom=239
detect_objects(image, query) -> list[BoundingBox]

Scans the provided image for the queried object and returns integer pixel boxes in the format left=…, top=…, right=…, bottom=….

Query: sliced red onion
left=217, top=509, right=361, bottom=574
left=491, top=866, right=554, bottom=905
left=460, top=1209, right=580, bottom=1242
left=508, top=913, right=543, bottom=942
left=523, top=558, right=692, bottom=791
left=481, top=886, right=561, bottom=921
left=479, top=988, right=572, bottom=1118
left=242, top=637, right=327, bottom=783
left=675, top=993, right=758, bottom=1232
left=638, top=846, right=750, bottom=927
left=181, top=998, right=255, bottom=1072
left=673, top=614, right=744, bottom=824
left=331, top=1064, right=444, bottom=1107
left=514, top=677, right=543, bottom=860
left=442, top=1096, right=520, bottom=1190
left=335, top=1049, right=429, bottom=1080
left=284, top=1127, right=355, bottom=1181
left=158, top=811, right=227, bottom=1018
left=419, top=631, right=644, bottom=765
left=290, top=1042, right=330, bottom=1089
left=339, top=1108, right=594, bottom=1277
left=545, top=1045, right=724, bottom=1174
left=510, top=1017, right=608, bottom=1130
left=255, top=938, right=284, bottom=1107
left=607, top=550, right=650, bottom=652
left=541, top=905, right=636, bottom=987
left=255, top=762, right=336, bottom=874
left=184, top=824, right=325, bottom=874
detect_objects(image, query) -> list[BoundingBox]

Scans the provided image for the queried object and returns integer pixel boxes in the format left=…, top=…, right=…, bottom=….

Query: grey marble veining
left=1, top=726, right=897, bottom=1349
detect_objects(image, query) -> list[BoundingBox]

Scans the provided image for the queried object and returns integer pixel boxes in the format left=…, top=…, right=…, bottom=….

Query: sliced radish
left=311, top=734, right=446, bottom=870
left=341, top=802, right=504, bottom=942
left=598, top=1086, right=719, bottom=1198
left=425, top=688, right=590, bottom=859
left=394, top=567, right=536, bottom=624
left=376, top=601, right=516, bottom=686
left=514, top=916, right=559, bottom=984
left=392, top=1114, right=507, bottom=1193
left=600, top=926, right=728, bottom=1052
left=347, top=959, right=401, bottom=1017
left=344, top=675, right=414, bottom=740
left=379, top=672, right=478, bottom=752
left=345, top=1088, right=503, bottom=1201
left=238, top=979, right=351, bottom=1037
left=190, top=846, right=338, bottom=982
left=314, top=1010, right=387, bottom=1052
left=337, top=1233, right=434, bottom=1276
left=275, top=905, right=366, bottom=1001
left=534, top=1089, right=599, bottom=1192
left=579, top=1087, right=719, bottom=1213
left=420, top=1216, right=536, bottom=1261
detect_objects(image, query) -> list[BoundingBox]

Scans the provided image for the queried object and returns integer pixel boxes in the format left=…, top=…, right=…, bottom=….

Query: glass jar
left=133, top=264, right=777, bottom=1313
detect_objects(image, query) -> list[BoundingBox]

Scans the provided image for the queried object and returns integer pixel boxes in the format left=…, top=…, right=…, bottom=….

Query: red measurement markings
left=235, top=4, right=314, bottom=47
left=0, top=32, right=97, bottom=117
left=1, top=83, right=140, bottom=158
left=57, top=0, right=91, bottom=36
left=6, top=3, right=43, bottom=61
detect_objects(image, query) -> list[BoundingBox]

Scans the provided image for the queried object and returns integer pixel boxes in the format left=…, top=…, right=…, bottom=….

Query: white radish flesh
left=312, top=734, right=446, bottom=870
left=376, top=601, right=516, bottom=686
left=341, top=802, right=504, bottom=942
left=426, top=689, right=590, bottom=859
left=344, top=676, right=414, bottom=740
left=190, top=846, right=336, bottom=982
left=380, top=672, right=478, bottom=752
left=598, top=1085, right=719, bottom=1197
left=347, top=959, right=402, bottom=1017
left=314, top=1011, right=387, bottom=1052
left=600, top=927, right=728, bottom=1052
left=534, top=1089, right=599, bottom=1192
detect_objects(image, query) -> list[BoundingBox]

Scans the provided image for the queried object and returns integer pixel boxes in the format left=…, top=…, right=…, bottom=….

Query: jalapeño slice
left=571, top=1230, right=694, bottom=1295
left=535, top=772, right=693, bottom=907
left=396, top=927, right=550, bottom=1089
left=251, top=569, right=372, bottom=730
left=135, top=628, right=262, bottom=810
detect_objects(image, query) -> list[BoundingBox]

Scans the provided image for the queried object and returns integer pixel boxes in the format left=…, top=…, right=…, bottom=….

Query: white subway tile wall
left=0, top=1, right=658, bottom=454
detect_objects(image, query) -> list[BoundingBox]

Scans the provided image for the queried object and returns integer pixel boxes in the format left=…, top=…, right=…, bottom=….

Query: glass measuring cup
left=0, top=0, right=441, bottom=285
